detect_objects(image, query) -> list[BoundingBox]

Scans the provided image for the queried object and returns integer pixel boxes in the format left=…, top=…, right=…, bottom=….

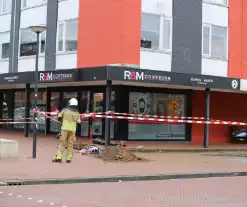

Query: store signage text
left=190, top=77, right=213, bottom=85
left=4, top=76, right=19, bottom=82
left=124, top=71, right=170, bottom=82
left=39, top=72, right=73, bottom=82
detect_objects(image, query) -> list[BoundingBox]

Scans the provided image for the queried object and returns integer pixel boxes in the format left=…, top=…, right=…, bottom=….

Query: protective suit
left=52, top=98, right=81, bottom=163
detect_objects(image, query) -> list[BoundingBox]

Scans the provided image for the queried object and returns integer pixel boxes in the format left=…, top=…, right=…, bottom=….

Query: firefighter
left=52, top=98, right=81, bottom=163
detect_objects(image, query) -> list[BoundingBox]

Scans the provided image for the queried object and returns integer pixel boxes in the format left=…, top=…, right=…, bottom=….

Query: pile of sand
left=98, top=146, right=143, bottom=162
left=73, top=143, right=89, bottom=150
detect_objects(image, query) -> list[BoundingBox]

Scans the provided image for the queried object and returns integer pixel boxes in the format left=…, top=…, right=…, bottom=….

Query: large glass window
left=141, top=13, right=171, bottom=51
left=0, top=32, right=10, bottom=59
left=19, top=28, right=46, bottom=57
left=80, top=92, right=90, bottom=137
left=202, top=24, right=227, bottom=59
left=30, top=91, right=46, bottom=131
left=57, top=19, right=78, bottom=53
left=14, top=92, right=26, bottom=129
left=128, top=92, right=186, bottom=140
left=50, top=92, right=60, bottom=133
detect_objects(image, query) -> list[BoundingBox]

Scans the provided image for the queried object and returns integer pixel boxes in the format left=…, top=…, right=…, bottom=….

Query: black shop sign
left=107, top=67, right=240, bottom=90
left=0, top=72, right=34, bottom=84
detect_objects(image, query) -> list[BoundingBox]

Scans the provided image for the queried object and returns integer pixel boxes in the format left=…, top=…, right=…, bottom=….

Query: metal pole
left=24, top=84, right=30, bottom=137
left=32, top=32, right=40, bottom=159
left=104, top=80, right=112, bottom=147
left=204, top=88, right=210, bottom=148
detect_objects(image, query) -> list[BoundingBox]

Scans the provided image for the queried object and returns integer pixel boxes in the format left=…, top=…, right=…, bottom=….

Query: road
left=1, top=177, right=247, bottom=207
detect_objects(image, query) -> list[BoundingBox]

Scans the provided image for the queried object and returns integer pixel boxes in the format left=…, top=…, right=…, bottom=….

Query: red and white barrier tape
left=82, top=114, right=247, bottom=126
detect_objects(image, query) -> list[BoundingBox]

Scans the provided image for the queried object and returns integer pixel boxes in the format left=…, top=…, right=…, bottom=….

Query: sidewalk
left=1, top=132, right=247, bottom=184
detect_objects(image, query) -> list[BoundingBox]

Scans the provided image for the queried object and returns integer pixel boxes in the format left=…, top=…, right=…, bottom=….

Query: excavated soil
left=96, top=146, right=146, bottom=162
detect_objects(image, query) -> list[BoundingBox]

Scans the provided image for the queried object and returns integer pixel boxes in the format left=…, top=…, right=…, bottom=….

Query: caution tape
left=82, top=114, right=247, bottom=126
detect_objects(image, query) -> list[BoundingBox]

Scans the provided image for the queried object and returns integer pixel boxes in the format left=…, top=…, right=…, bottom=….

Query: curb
left=130, top=148, right=247, bottom=153
left=2, top=171, right=247, bottom=186
left=0, top=181, right=7, bottom=186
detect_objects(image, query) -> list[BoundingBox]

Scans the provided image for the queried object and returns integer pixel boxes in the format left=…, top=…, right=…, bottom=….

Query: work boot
left=66, top=160, right=71, bottom=163
left=52, top=158, right=62, bottom=163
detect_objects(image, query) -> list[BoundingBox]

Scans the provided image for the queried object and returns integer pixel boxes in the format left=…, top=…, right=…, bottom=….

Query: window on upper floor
left=21, top=0, right=47, bottom=9
left=202, top=24, right=227, bottom=59
left=0, top=0, right=12, bottom=14
left=203, top=0, right=228, bottom=6
left=19, top=28, right=46, bottom=57
left=0, top=32, right=10, bottom=59
left=57, top=19, right=78, bottom=53
left=141, top=13, right=172, bottom=51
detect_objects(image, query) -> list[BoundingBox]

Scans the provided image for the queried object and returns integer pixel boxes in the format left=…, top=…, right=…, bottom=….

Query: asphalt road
left=1, top=177, right=247, bottom=207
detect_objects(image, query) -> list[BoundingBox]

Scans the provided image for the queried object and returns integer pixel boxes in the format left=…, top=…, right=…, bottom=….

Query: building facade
left=0, top=0, right=246, bottom=144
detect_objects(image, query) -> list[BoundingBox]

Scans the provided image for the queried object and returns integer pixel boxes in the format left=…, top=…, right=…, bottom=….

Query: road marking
left=50, top=202, right=55, bottom=205
left=28, top=197, right=32, bottom=200
left=8, top=193, right=13, bottom=196
left=37, top=200, right=43, bottom=203
left=17, top=195, right=22, bottom=198
left=0, top=192, right=3, bottom=194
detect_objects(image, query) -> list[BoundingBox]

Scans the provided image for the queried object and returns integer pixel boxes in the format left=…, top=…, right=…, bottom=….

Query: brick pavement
left=1, top=131, right=247, bottom=181
left=1, top=177, right=247, bottom=206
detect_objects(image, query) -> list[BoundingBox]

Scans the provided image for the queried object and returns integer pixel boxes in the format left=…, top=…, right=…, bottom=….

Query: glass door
left=92, top=93, right=103, bottom=136
left=80, top=91, right=90, bottom=137
left=50, top=92, right=61, bottom=133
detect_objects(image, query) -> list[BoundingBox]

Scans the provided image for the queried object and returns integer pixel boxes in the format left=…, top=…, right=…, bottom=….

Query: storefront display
left=128, top=92, right=186, bottom=140
left=14, top=92, right=25, bottom=129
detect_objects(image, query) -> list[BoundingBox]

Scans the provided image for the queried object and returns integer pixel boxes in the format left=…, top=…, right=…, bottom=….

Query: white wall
left=140, top=50, right=171, bottom=71
left=141, top=0, right=172, bottom=16
left=0, top=60, right=9, bottom=73
left=201, top=58, right=227, bottom=77
left=56, top=53, right=77, bottom=69
left=58, top=0, right=79, bottom=21
left=18, top=56, right=45, bottom=72
left=202, top=3, right=228, bottom=27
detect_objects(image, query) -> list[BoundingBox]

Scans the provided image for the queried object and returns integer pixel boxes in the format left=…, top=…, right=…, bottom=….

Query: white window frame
left=141, top=13, right=172, bottom=52
left=21, top=0, right=47, bottom=10
left=56, top=19, right=78, bottom=53
left=202, top=24, right=228, bottom=59
left=18, top=28, right=46, bottom=58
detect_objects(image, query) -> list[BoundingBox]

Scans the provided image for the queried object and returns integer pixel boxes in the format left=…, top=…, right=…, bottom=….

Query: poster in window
left=168, top=95, right=183, bottom=116
left=132, top=93, right=151, bottom=115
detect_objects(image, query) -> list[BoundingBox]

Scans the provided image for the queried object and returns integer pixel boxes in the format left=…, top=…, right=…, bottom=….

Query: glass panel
left=65, top=19, right=78, bottom=52
left=141, top=13, right=160, bottom=50
left=50, top=92, right=60, bottom=133
left=168, top=94, right=186, bottom=137
left=128, top=92, right=186, bottom=140
left=203, top=26, right=210, bottom=55
left=30, top=91, right=46, bottom=131
left=92, top=93, right=103, bottom=136
left=211, top=25, right=227, bottom=59
left=110, top=91, right=115, bottom=139
left=80, top=91, right=90, bottom=137
left=57, top=23, right=64, bottom=51
left=3, top=0, right=11, bottom=13
left=14, top=92, right=25, bottom=129
left=162, top=19, right=170, bottom=50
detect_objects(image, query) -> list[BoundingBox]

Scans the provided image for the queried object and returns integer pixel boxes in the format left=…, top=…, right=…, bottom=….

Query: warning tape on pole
left=82, top=114, right=247, bottom=126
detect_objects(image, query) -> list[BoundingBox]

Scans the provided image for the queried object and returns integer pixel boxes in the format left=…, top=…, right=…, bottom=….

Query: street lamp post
left=29, top=26, right=47, bottom=159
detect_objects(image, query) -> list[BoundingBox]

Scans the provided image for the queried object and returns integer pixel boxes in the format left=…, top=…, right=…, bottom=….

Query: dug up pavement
left=1, top=131, right=247, bottom=186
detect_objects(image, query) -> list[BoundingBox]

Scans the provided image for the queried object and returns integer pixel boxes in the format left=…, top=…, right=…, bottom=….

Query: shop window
left=80, top=91, right=90, bottom=137
left=0, top=32, right=10, bottom=59
left=141, top=13, right=171, bottom=51
left=19, top=28, right=46, bottom=57
left=14, top=92, right=25, bottom=129
left=128, top=92, right=186, bottom=140
left=0, top=0, right=12, bottom=14
left=2, top=92, right=8, bottom=119
left=202, top=24, right=227, bottom=59
left=30, top=91, right=46, bottom=131
left=50, top=92, right=60, bottom=133
left=57, top=19, right=78, bottom=53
